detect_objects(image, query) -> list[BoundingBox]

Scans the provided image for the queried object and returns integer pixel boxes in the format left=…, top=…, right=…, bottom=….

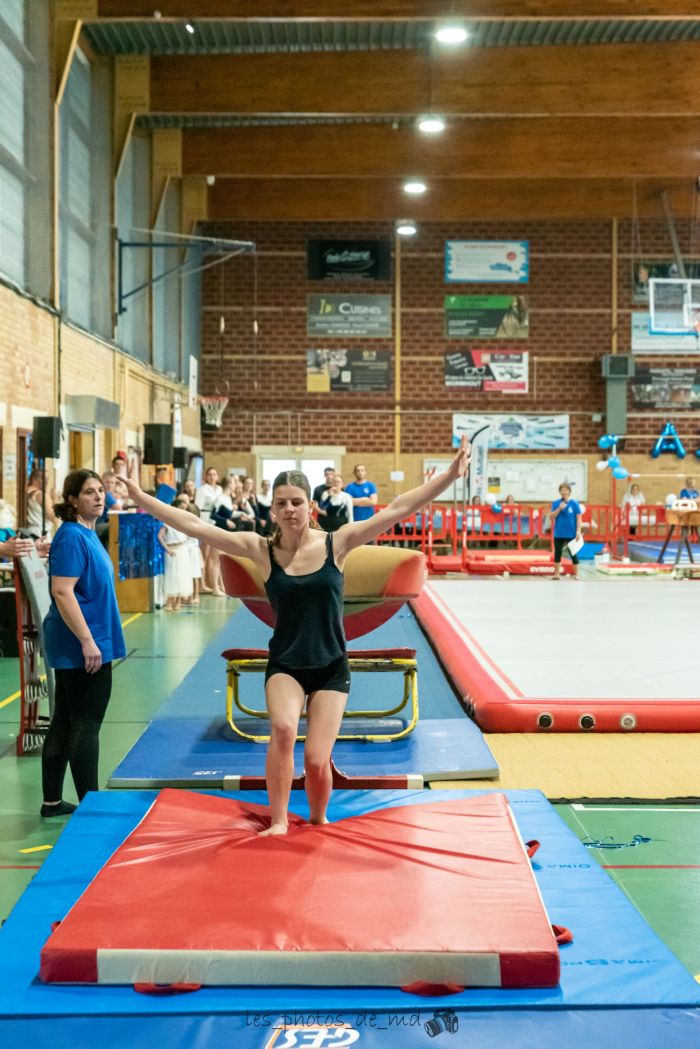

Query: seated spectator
left=154, top=467, right=177, bottom=505
left=256, top=478, right=273, bottom=535
left=317, top=474, right=354, bottom=532
left=25, top=467, right=57, bottom=538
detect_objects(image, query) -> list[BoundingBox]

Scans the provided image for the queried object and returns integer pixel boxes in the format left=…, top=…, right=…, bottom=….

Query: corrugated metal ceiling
left=85, top=18, right=700, bottom=56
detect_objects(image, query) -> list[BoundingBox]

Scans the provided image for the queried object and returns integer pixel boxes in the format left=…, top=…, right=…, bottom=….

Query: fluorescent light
left=435, top=24, right=468, bottom=44
left=395, top=219, right=418, bottom=237
left=403, top=180, right=427, bottom=195
left=417, top=115, right=446, bottom=134
left=185, top=21, right=195, bottom=33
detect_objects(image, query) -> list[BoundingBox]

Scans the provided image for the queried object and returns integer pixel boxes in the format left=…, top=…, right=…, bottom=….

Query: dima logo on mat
left=263, top=1024, right=359, bottom=1048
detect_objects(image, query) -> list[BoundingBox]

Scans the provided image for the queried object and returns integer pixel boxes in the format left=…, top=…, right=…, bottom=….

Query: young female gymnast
left=123, top=437, right=470, bottom=834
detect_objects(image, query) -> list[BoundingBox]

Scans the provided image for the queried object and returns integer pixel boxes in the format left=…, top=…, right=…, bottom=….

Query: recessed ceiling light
left=417, top=115, right=446, bottom=134
left=435, top=24, right=468, bottom=44
left=185, top=21, right=195, bottom=34
left=403, top=180, right=427, bottom=195
left=395, top=219, right=418, bottom=237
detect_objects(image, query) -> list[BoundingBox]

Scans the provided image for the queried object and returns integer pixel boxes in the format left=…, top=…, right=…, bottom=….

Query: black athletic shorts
left=265, top=655, right=351, bottom=695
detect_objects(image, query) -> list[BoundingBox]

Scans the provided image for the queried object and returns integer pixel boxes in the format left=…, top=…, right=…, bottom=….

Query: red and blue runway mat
left=109, top=605, right=498, bottom=787
left=0, top=789, right=698, bottom=1048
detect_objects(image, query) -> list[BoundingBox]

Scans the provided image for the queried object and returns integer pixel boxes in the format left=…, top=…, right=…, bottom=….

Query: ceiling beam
left=95, top=2, right=700, bottom=21
left=207, top=177, right=696, bottom=221
left=182, top=119, right=700, bottom=180
left=150, top=43, right=700, bottom=118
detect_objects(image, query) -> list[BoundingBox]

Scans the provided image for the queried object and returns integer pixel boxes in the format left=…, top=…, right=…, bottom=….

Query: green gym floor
left=1, top=596, right=699, bottom=985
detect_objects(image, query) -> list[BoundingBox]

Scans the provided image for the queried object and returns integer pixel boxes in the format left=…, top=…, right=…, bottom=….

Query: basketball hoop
left=200, top=395, right=229, bottom=428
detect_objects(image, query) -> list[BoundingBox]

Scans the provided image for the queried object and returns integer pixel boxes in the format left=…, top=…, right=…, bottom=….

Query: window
left=59, top=47, right=112, bottom=336
left=0, top=0, right=50, bottom=297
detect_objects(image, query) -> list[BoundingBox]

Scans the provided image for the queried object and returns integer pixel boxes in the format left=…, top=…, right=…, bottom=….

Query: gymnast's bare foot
left=258, top=821, right=288, bottom=836
left=309, top=816, right=330, bottom=826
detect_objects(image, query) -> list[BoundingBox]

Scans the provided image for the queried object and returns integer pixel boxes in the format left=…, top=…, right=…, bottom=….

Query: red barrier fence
left=368, top=502, right=676, bottom=572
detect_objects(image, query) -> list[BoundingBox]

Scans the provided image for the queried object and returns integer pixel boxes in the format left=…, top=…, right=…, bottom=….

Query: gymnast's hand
left=123, top=460, right=144, bottom=500
left=449, top=435, right=472, bottom=479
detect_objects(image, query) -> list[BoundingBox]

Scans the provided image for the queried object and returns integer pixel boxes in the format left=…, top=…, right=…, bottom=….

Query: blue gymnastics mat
left=629, top=539, right=700, bottom=564
left=109, top=605, right=499, bottom=786
left=0, top=789, right=698, bottom=1049
left=108, top=716, right=496, bottom=786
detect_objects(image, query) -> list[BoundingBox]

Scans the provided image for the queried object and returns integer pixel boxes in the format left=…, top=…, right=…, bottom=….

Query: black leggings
left=553, top=537, right=579, bottom=565
left=41, top=663, right=112, bottom=802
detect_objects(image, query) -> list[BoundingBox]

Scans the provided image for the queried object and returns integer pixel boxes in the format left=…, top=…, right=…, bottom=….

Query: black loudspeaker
left=143, top=424, right=173, bottom=465
left=32, top=416, right=62, bottom=459
left=173, top=446, right=188, bottom=469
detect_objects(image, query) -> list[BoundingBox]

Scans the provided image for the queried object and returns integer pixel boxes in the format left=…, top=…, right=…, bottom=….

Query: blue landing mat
left=109, top=604, right=498, bottom=785
left=108, top=716, right=496, bottom=786
left=629, top=539, right=700, bottom=564
left=0, top=789, right=698, bottom=1049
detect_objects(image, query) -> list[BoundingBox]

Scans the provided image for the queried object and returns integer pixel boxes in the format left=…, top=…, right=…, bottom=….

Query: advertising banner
left=306, top=348, right=391, bottom=393
left=445, top=240, right=529, bottom=284
left=307, top=240, right=391, bottom=281
left=630, top=367, right=700, bottom=409
left=444, top=295, right=529, bottom=339
left=307, top=294, right=392, bottom=337
left=453, top=413, right=570, bottom=451
left=444, top=350, right=528, bottom=393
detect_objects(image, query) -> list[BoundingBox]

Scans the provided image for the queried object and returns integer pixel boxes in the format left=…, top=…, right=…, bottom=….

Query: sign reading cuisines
left=307, top=294, right=392, bottom=338
left=308, top=240, right=391, bottom=281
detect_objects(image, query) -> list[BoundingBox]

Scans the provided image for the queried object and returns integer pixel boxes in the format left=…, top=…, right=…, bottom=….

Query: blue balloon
left=492, top=503, right=503, bottom=514
left=612, top=466, right=629, bottom=480
left=607, top=455, right=620, bottom=468
left=651, top=421, right=686, bottom=459
left=597, top=434, right=618, bottom=450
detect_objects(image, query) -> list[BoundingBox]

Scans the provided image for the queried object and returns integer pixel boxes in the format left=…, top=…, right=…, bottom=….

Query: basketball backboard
left=649, top=277, right=700, bottom=335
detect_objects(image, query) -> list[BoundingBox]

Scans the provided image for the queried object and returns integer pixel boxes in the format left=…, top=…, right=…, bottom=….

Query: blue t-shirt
left=551, top=497, right=582, bottom=539
left=680, top=488, right=699, bottom=499
left=155, top=483, right=177, bottom=505
left=43, top=522, right=126, bottom=669
left=344, top=481, right=377, bottom=522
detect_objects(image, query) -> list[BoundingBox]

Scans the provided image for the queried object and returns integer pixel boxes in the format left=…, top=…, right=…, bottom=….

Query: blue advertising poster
left=453, top=413, right=569, bottom=451
left=445, top=241, right=529, bottom=284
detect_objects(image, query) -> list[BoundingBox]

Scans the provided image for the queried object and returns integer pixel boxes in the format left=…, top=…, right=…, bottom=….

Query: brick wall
left=195, top=217, right=699, bottom=500
left=0, top=281, right=197, bottom=511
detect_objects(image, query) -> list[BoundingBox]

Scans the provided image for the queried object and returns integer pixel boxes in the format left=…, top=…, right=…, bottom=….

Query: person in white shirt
left=194, top=467, right=222, bottom=593
left=621, top=482, right=646, bottom=535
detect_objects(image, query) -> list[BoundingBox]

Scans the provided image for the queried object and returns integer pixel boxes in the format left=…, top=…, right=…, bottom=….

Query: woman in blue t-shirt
left=40, top=470, right=126, bottom=816
left=550, top=482, right=582, bottom=580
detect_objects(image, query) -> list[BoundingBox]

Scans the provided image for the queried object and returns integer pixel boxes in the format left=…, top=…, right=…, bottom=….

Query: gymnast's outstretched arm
left=334, top=436, right=471, bottom=557
left=122, top=469, right=265, bottom=562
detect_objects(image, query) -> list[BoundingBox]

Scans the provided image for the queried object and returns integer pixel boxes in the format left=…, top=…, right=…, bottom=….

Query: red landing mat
left=40, top=789, right=559, bottom=989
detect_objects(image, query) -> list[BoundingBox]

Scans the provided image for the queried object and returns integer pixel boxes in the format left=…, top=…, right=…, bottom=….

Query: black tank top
left=264, top=532, right=346, bottom=668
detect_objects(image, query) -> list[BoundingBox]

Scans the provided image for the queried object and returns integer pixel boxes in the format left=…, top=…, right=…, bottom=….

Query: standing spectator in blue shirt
left=550, top=483, right=582, bottom=580
left=680, top=476, right=699, bottom=500
left=344, top=464, right=378, bottom=523
left=40, top=470, right=126, bottom=816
